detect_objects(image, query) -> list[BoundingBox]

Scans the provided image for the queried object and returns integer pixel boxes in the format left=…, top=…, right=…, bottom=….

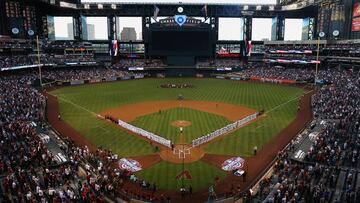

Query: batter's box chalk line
left=184, top=148, right=191, bottom=154
left=173, top=147, right=192, bottom=159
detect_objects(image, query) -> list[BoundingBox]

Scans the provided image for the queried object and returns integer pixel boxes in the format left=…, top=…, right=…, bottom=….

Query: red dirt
left=45, top=86, right=314, bottom=203
left=199, top=90, right=314, bottom=200
left=100, top=100, right=257, bottom=122
left=159, top=144, right=205, bottom=164
left=128, top=154, right=163, bottom=169
left=171, top=120, right=192, bottom=127
left=45, top=92, right=97, bottom=152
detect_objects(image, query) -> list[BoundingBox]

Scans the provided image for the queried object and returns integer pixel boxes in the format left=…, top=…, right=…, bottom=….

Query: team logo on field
left=118, top=158, right=142, bottom=172
left=221, top=157, right=245, bottom=171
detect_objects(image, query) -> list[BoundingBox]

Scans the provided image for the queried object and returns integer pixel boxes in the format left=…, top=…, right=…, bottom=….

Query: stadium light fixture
left=177, top=6, right=184, bottom=13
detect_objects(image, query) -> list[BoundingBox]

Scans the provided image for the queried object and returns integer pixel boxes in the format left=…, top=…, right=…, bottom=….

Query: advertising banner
left=352, top=17, right=360, bottom=31
left=250, top=77, right=296, bottom=84
left=70, top=80, right=85, bottom=85
left=353, top=3, right=360, bottom=17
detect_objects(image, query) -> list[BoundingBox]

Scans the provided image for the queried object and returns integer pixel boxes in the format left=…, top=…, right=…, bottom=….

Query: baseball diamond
left=3, top=2, right=360, bottom=202
left=47, top=78, right=309, bottom=192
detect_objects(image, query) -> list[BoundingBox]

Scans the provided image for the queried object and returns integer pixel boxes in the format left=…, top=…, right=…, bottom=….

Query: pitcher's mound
left=171, top=120, right=192, bottom=127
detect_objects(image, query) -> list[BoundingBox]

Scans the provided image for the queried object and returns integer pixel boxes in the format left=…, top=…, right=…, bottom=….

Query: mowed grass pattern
left=205, top=97, right=299, bottom=156
left=56, top=98, right=155, bottom=156
left=52, top=78, right=305, bottom=190
left=136, top=161, right=228, bottom=191
left=53, top=78, right=305, bottom=157
left=131, top=108, right=231, bottom=143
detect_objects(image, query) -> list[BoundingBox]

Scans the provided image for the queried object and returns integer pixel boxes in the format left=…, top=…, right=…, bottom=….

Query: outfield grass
left=131, top=108, right=231, bottom=143
left=52, top=78, right=305, bottom=190
left=205, top=96, right=299, bottom=156
left=136, top=161, right=228, bottom=191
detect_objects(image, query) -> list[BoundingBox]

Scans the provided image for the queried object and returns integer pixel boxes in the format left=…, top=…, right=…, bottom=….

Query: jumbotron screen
left=149, top=30, right=212, bottom=56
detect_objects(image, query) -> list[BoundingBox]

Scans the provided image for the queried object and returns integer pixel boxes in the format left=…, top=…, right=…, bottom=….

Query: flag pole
left=36, top=35, right=43, bottom=88
left=315, top=36, right=320, bottom=86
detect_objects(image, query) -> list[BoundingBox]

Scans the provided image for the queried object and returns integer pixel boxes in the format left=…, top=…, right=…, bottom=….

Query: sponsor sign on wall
left=352, top=17, right=360, bottom=31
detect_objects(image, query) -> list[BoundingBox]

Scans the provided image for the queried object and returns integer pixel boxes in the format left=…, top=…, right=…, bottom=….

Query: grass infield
left=131, top=108, right=231, bottom=143
left=52, top=78, right=305, bottom=190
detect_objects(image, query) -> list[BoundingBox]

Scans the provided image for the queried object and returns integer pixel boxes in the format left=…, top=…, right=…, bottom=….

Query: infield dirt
left=45, top=89, right=314, bottom=203
left=100, top=100, right=257, bottom=122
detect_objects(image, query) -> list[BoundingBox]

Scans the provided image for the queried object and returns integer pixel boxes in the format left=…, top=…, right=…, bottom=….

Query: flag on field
left=241, top=35, right=248, bottom=58
left=201, top=5, right=208, bottom=17
left=247, top=40, right=252, bottom=56
left=153, top=5, right=160, bottom=21
left=109, top=40, right=118, bottom=57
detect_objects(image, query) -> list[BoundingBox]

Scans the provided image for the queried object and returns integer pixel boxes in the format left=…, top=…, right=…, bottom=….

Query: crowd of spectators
left=307, top=69, right=360, bottom=167
left=0, top=39, right=33, bottom=49
left=0, top=53, right=96, bottom=70
left=197, top=59, right=243, bottom=69
left=264, top=44, right=317, bottom=53
left=42, top=67, right=130, bottom=81
left=111, top=59, right=166, bottom=69
left=41, top=40, right=92, bottom=50
left=245, top=68, right=360, bottom=203
left=1, top=59, right=360, bottom=202
left=0, top=55, right=38, bottom=69
left=265, top=43, right=360, bottom=58
left=228, top=66, right=315, bottom=81
left=0, top=69, right=162, bottom=202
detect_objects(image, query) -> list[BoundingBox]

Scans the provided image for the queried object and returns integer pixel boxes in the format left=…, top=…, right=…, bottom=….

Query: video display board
left=148, top=29, right=213, bottom=56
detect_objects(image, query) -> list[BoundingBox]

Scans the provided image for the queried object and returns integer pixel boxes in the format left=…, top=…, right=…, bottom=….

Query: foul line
left=49, top=93, right=98, bottom=117
left=265, top=90, right=313, bottom=114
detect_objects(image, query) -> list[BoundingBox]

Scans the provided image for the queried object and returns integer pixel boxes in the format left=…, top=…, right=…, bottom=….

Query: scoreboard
left=148, top=28, right=213, bottom=56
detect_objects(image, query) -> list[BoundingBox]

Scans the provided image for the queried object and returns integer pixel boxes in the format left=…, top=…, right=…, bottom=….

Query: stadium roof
left=80, top=0, right=277, bottom=5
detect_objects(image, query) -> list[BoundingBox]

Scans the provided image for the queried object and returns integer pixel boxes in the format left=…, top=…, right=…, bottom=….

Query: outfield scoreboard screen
left=148, top=29, right=213, bottom=56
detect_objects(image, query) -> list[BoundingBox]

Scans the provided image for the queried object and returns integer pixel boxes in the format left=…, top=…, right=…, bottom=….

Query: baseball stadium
left=0, top=0, right=359, bottom=203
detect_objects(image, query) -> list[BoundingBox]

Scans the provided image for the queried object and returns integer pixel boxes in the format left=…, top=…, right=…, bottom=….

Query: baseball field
left=49, top=78, right=307, bottom=192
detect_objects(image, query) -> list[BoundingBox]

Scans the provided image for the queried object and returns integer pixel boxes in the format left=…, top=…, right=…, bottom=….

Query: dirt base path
left=201, top=154, right=236, bottom=168
left=101, top=100, right=257, bottom=122
left=128, top=154, right=163, bottom=169
left=159, top=144, right=205, bottom=164
left=45, top=92, right=97, bottom=152
left=197, top=90, right=315, bottom=201
left=171, top=120, right=192, bottom=127
left=45, top=87, right=314, bottom=203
